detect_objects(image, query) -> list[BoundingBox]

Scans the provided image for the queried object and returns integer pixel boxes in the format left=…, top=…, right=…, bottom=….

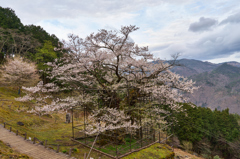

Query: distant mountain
left=170, top=59, right=240, bottom=114
left=171, top=59, right=219, bottom=77
left=224, top=61, right=240, bottom=67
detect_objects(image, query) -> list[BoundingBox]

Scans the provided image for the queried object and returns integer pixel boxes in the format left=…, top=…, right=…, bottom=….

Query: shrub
left=213, top=155, right=221, bottom=159
left=182, top=141, right=193, bottom=152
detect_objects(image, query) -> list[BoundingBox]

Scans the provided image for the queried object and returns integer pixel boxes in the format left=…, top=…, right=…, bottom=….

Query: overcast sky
left=2, top=0, right=240, bottom=63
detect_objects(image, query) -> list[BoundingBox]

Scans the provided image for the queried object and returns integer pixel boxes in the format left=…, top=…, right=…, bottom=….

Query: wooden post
left=45, top=140, right=47, bottom=148
left=84, top=153, right=86, bottom=159
left=165, top=133, right=167, bottom=144
left=16, top=130, right=18, bottom=136
left=130, top=129, right=132, bottom=152
left=33, top=137, right=36, bottom=144
left=24, top=133, right=27, bottom=140
left=57, top=145, right=59, bottom=153
left=4, top=122, right=5, bottom=128
left=84, top=106, right=86, bottom=145
left=72, top=108, right=74, bottom=139
left=159, top=130, right=160, bottom=143
left=153, top=129, right=155, bottom=142
left=69, top=148, right=72, bottom=156
left=10, top=127, right=11, bottom=132
left=147, top=126, right=148, bottom=142
left=140, top=117, right=142, bottom=148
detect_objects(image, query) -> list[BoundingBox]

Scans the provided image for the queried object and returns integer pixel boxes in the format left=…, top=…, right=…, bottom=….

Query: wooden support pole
left=84, top=106, right=86, bottom=145
left=153, top=129, right=155, bottom=142
left=10, top=127, right=11, bottom=132
left=165, top=133, right=167, bottom=144
left=4, top=122, right=5, bottom=128
left=140, top=117, right=142, bottom=148
left=130, top=129, right=132, bottom=152
left=45, top=140, right=47, bottom=148
left=33, top=137, right=36, bottom=144
left=72, top=108, right=74, bottom=139
left=24, top=133, right=27, bottom=140
left=57, top=145, right=59, bottom=153
left=159, top=130, right=160, bottom=143
left=16, top=130, right=18, bottom=136
left=69, top=148, right=72, bottom=156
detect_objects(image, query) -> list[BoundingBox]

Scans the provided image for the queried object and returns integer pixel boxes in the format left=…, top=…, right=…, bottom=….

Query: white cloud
left=207, top=52, right=240, bottom=63
left=1, top=0, right=240, bottom=63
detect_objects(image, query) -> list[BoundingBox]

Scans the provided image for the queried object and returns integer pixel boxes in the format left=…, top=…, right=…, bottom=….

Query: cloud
left=220, top=11, right=240, bottom=25
left=2, top=0, right=240, bottom=64
left=158, top=22, right=240, bottom=61
left=189, top=17, right=218, bottom=32
left=1, top=0, right=165, bottom=24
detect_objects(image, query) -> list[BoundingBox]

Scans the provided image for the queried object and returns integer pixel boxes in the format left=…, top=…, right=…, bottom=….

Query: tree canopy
left=0, top=56, right=39, bottom=88
left=0, top=7, right=23, bottom=30
left=170, top=103, right=240, bottom=158
left=17, top=25, right=197, bottom=135
left=0, top=7, right=63, bottom=65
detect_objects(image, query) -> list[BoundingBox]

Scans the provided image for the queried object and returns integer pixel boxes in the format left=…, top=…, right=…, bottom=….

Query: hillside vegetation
left=171, top=59, right=240, bottom=115
left=168, top=103, right=240, bottom=159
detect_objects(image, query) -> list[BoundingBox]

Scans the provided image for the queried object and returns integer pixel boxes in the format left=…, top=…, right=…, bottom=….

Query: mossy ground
left=122, top=143, right=174, bottom=159
left=0, top=140, right=31, bottom=159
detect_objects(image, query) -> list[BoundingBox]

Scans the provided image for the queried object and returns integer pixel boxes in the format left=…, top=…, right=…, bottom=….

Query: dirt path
left=0, top=124, right=74, bottom=159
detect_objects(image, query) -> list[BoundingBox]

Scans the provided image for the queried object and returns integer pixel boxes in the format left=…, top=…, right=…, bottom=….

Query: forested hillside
left=168, top=103, right=240, bottom=158
left=171, top=59, right=240, bottom=115
left=0, top=6, right=63, bottom=83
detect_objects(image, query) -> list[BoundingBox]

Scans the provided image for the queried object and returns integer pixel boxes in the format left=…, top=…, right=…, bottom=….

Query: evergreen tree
left=0, top=7, right=23, bottom=30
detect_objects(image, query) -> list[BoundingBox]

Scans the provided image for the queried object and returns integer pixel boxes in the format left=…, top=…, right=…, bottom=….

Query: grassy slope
left=0, top=86, right=111, bottom=159
left=0, top=86, right=178, bottom=159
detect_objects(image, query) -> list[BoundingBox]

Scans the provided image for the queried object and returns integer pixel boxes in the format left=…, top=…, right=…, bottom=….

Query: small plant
left=182, top=141, right=193, bottom=152
left=213, top=155, right=221, bottom=159
left=201, top=154, right=211, bottom=159
left=73, top=148, right=79, bottom=153
left=62, top=150, right=67, bottom=153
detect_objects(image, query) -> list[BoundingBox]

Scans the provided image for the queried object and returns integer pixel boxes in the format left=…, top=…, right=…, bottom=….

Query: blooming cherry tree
left=16, top=81, right=94, bottom=115
left=46, top=25, right=197, bottom=110
left=18, top=25, right=197, bottom=134
left=85, top=108, right=139, bottom=135
left=0, top=56, right=39, bottom=94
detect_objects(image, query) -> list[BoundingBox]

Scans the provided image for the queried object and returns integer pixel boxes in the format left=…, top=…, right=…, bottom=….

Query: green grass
left=122, top=143, right=174, bottom=159
left=77, top=134, right=164, bottom=157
